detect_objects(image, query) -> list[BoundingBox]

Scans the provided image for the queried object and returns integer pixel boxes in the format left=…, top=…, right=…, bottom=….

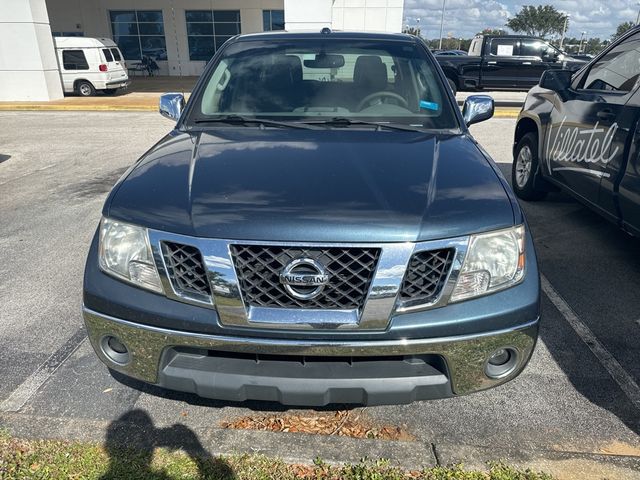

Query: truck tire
left=446, top=77, right=457, bottom=95
left=512, top=132, right=547, bottom=201
left=76, top=81, right=96, bottom=97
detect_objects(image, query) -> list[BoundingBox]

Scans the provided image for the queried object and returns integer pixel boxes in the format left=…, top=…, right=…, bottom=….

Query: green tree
left=506, top=5, right=567, bottom=38
left=613, top=21, right=635, bottom=39
left=584, top=37, right=604, bottom=55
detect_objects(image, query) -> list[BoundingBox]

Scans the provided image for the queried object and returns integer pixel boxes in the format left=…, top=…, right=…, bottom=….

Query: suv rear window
left=103, top=48, right=114, bottom=62
left=62, top=50, right=89, bottom=70
left=111, top=48, right=122, bottom=61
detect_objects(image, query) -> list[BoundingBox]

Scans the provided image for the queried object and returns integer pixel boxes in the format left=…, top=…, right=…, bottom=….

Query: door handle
left=597, top=109, right=616, bottom=121
left=522, top=62, right=532, bottom=65
left=487, top=61, right=497, bottom=65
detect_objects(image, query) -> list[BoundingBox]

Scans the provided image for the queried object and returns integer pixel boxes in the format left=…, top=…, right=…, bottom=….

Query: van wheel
left=76, top=81, right=95, bottom=97
left=512, top=132, right=547, bottom=201
left=446, top=78, right=457, bottom=95
left=102, top=89, right=118, bottom=96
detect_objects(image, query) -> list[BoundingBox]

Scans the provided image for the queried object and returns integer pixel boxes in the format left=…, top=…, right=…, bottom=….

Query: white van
left=54, top=37, right=130, bottom=96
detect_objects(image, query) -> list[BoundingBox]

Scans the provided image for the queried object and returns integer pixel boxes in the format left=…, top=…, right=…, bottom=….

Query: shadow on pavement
left=0, top=154, right=10, bottom=164
left=100, top=409, right=235, bottom=479
left=496, top=162, right=640, bottom=439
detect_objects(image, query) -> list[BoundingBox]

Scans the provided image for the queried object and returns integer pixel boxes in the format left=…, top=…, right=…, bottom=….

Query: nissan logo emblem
left=279, top=258, right=330, bottom=300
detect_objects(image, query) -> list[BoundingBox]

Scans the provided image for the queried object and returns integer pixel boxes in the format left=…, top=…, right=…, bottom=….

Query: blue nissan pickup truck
left=83, top=30, right=540, bottom=406
left=513, top=27, right=640, bottom=236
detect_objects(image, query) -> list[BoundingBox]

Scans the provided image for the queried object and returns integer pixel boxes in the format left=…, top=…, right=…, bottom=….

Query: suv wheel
left=512, top=132, right=547, bottom=201
left=76, top=81, right=96, bottom=97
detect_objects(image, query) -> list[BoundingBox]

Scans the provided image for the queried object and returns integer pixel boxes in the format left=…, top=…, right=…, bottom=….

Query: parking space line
left=541, top=274, right=640, bottom=410
left=0, top=327, right=87, bottom=413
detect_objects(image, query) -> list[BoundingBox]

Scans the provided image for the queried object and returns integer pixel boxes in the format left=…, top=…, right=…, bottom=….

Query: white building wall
left=332, top=0, right=403, bottom=33
left=0, top=0, right=63, bottom=100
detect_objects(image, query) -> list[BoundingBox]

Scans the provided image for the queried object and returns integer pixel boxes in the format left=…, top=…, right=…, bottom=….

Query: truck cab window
left=520, top=39, right=556, bottom=60
left=582, top=33, right=640, bottom=92
left=489, top=39, right=517, bottom=57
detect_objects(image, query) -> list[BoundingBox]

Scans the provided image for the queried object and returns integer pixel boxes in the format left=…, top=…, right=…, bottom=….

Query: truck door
left=615, top=88, right=640, bottom=235
left=542, top=31, right=640, bottom=210
left=481, top=38, right=521, bottom=88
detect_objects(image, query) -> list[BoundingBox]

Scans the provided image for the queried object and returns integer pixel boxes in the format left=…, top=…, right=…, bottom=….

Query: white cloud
left=403, top=0, right=640, bottom=39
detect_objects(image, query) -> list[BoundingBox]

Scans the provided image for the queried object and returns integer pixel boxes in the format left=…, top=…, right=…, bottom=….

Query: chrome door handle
left=522, top=62, right=532, bottom=65
left=487, top=61, right=497, bottom=65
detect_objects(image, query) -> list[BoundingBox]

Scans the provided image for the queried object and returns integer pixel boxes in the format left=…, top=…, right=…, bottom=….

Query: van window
left=62, top=50, right=89, bottom=70
left=103, top=49, right=114, bottom=62
left=111, top=48, right=122, bottom=61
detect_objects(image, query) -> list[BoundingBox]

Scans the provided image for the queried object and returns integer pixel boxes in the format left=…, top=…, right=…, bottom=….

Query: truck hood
left=106, top=128, right=515, bottom=242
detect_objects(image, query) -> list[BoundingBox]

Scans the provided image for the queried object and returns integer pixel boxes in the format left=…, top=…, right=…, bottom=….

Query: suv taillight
left=99, top=64, right=108, bottom=72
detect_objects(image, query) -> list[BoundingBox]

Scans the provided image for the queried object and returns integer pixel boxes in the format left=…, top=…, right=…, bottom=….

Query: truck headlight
left=450, top=225, right=525, bottom=302
left=98, top=218, right=163, bottom=293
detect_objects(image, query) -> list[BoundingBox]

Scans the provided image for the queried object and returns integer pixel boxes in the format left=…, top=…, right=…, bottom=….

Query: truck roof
left=474, top=34, right=542, bottom=40
left=53, top=37, right=118, bottom=48
left=235, top=30, right=417, bottom=42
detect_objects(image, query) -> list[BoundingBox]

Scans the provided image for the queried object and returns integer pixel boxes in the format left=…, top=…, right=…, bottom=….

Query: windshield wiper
left=302, top=117, right=426, bottom=132
left=194, top=115, right=318, bottom=130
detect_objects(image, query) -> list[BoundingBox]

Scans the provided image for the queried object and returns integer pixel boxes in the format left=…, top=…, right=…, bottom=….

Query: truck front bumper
left=84, top=306, right=538, bottom=406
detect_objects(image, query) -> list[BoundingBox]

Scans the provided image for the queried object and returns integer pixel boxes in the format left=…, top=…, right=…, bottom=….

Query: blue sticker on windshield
left=420, top=100, right=439, bottom=111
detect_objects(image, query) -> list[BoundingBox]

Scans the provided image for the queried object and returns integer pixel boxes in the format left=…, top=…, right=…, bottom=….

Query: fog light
left=101, top=335, right=130, bottom=365
left=488, top=348, right=510, bottom=366
left=107, top=336, right=127, bottom=354
left=485, top=347, right=517, bottom=379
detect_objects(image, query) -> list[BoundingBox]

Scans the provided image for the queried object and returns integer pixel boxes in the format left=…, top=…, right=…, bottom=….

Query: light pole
left=579, top=31, right=586, bottom=53
left=636, top=2, right=640, bottom=25
left=559, top=14, right=569, bottom=50
left=438, top=0, right=446, bottom=50
left=458, top=37, right=462, bottom=50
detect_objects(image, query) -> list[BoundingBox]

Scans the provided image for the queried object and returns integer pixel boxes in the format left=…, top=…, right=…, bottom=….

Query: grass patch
left=0, top=430, right=554, bottom=480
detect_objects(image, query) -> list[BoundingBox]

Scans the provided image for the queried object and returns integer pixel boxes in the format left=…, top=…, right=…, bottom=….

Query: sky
left=402, top=0, right=640, bottom=40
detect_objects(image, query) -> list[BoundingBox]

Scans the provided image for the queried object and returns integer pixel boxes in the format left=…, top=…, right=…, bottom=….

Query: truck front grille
left=230, top=245, right=380, bottom=310
left=399, top=248, right=454, bottom=304
left=162, top=242, right=211, bottom=298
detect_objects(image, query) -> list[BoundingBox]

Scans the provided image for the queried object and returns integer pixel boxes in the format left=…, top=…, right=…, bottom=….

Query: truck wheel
left=76, top=81, right=95, bottom=97
left=512, top=132, right=547, bottom=201
left=446, top=78, right=457, bottom=95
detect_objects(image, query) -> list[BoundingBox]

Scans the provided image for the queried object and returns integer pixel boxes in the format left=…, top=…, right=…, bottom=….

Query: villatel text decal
left=546, top=116, right=619, bottom=178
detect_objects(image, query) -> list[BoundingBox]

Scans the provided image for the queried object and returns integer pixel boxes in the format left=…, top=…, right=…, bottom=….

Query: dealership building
left=0, top=0, right=404, bottom=101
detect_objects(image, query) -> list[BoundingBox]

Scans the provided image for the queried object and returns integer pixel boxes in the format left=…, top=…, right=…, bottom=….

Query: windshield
left=192, top=38, right=459, bottom=129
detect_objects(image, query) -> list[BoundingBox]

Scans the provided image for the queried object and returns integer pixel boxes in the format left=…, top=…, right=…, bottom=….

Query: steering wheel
left=357, top=91, right=409, bottom=112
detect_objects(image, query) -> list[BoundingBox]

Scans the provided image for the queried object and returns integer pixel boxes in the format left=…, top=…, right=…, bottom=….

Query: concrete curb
left=2, top=411, right=639, bottom=478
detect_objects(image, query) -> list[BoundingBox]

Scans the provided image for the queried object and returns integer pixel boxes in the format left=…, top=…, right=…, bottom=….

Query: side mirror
left=159, top=93, right=185, bottom=121
left=539, top=69, right=572, bottom=92
left=462, top=95, right=494, bottom=126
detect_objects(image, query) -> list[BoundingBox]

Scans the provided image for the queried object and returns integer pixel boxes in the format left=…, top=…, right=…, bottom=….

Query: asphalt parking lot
left=0, top=112, right=639, bottom=479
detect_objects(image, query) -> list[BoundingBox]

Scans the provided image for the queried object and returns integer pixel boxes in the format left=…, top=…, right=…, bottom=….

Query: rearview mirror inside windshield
left=304, top=53, right=345, bottom=69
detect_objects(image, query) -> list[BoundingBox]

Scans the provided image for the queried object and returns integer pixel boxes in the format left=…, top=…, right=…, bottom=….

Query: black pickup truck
left=437, top=35, right=586, bottom=94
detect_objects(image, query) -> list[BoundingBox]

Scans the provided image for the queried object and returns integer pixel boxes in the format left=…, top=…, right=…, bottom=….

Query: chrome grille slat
left=399, top=248, right=454, bottom=304
left=162, top=242, right=212, bottom=298
left=230, top=245, right=380, bottom=310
